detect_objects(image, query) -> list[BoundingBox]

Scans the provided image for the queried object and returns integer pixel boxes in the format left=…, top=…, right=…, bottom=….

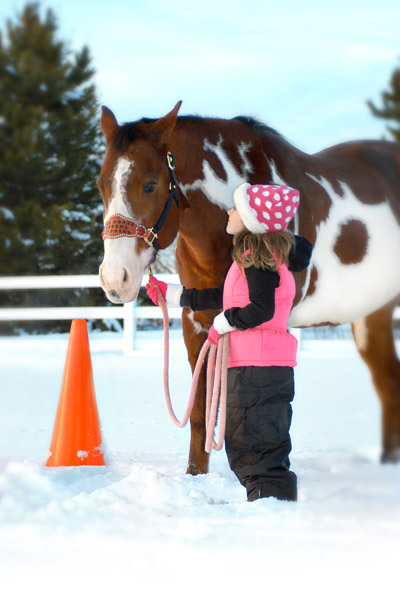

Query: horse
left=97, top=101, right=400, bottom=475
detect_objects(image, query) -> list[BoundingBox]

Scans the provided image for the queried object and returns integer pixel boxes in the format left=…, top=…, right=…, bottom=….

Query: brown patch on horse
left=317, top=142, right=400, bottom=226
left=333, top=219, right=369, bottom=265
left=358, top=144, right=400, bottom=226
left=307, top=266, right=319, bottom=296
left=203, top=147, right=228, bottom=182
left=300, top=171, right=341, bottom=234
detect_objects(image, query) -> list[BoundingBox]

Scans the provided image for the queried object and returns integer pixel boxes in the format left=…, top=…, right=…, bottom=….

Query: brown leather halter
left=102, top=152, right=179, bottom=251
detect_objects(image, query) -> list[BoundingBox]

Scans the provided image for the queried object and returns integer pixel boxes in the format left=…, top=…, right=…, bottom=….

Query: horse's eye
left=143, top=181, right=157, bottom=193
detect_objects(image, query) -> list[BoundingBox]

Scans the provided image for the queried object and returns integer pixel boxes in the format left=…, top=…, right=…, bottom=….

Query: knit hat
left=233, top=183, right=300, bottom=234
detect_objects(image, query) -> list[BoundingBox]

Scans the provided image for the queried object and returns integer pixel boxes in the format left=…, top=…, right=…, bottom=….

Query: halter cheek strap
left=102, top=152, right=179, bottom=250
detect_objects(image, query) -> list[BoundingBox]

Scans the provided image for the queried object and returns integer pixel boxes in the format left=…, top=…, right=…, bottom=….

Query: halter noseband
left=102, top=151, right=180, bottom=251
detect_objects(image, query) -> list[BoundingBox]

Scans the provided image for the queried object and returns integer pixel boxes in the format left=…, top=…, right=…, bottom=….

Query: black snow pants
left=225, top=366, right=297, bottom=502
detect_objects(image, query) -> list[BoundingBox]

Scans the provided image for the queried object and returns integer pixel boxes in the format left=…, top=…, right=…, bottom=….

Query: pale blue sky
left=1, top=0, right=400, bottom=152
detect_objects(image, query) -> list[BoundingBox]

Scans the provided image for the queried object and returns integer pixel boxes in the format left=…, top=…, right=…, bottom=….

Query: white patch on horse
left=104, top=156, right=135, bottom=221
left=268, top=159, right=287, bottom=187
left=289, top=174, right=400, bottom=327
left=188, top=310, right=209, bottom=334
left=179, top=137, right=247, bottom=210
left=292, top=210, right=300, bottom=236
left=266, top=160, right=300, bottom=235
left=237, top=142, right=254, bottom=178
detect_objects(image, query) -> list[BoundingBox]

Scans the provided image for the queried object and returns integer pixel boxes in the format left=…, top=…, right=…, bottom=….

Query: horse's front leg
left=182, top=307, right=216, bottom=475
left=352, top=297, right=400, bottom=463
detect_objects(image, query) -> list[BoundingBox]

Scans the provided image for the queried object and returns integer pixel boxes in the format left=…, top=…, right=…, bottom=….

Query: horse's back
left=315, top=139, right=400, bottom=190
left=315, top=138, right=400, bottom=158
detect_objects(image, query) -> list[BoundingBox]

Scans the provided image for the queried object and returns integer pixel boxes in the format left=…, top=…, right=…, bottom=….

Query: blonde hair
left=232, top=229, right=295, bottom=272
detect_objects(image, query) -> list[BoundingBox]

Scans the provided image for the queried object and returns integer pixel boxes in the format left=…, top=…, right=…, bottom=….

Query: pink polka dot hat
left=233, top=183, right=300, bottom=234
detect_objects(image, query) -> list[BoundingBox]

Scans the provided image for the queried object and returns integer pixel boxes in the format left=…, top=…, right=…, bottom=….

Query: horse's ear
left=151, top=101, right=182, bottom=142
left=101, top=106, right=119, bottom=144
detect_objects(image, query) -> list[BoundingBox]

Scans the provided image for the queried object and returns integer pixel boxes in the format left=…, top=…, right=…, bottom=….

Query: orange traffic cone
left=46, top=319, right=105, bottom=467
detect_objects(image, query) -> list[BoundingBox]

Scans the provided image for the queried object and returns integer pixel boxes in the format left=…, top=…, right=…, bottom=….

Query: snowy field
left=1, top=330, right=399, bottom=602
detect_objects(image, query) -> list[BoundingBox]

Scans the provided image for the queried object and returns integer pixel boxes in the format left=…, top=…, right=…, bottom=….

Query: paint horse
left=98, top=101, right=400, bottom=475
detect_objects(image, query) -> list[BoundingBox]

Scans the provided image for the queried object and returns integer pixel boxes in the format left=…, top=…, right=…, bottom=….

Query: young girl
left=146, top=183, right=312, bottom=502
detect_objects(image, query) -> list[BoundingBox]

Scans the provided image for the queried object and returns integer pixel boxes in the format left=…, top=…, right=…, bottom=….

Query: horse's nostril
left=110, top=289, right=120, bottom=300
left=123, top=269, right=128, bottom=283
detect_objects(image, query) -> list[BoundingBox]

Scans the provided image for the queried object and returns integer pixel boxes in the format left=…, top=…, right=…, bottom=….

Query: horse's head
left=97, top=102, right=181, bottom=303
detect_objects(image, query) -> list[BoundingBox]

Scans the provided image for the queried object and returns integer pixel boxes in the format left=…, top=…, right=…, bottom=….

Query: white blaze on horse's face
left=99, top=156, right=155, bottom=304
left=104, top=157, right=134, bottom=221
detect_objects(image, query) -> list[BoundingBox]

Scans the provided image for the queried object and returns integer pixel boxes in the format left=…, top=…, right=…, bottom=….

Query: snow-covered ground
left=1, top=330, right=399, bottom=602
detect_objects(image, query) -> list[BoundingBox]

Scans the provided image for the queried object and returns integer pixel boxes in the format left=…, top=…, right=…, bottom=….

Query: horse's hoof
left=381, top=449, right=400, bottom=463
left=186, top=462, right=208, bottom=476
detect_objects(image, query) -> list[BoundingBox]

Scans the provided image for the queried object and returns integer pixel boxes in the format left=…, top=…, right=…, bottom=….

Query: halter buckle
left=144, top=228, right=158, bottom=246
left=167, top=152, right=175, bottom=171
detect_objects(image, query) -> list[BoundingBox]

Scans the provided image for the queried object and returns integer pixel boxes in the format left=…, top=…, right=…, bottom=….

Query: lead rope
left=149, top=273, right=229, bottom=453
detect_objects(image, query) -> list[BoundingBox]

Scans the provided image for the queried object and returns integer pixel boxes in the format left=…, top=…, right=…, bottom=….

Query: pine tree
left=0, top=3, right=104, bottom=277
left=367, top=62, right=400, bottom=143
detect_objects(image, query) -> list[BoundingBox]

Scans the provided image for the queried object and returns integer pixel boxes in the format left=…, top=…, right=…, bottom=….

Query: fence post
left=123, top=300, right=137, bottom=354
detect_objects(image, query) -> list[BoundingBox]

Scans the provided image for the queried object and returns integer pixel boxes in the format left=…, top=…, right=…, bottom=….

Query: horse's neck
left=170, top=117, right=308, bottom=201
left=169, top=119, right=235, bottom=286
left=259, top=129, right=310, bottom=184
left=169, top=118, right=308, bottom=287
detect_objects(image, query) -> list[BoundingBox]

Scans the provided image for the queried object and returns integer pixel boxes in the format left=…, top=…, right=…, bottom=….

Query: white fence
left=0, top=273, right=181, bottom=354
left=1, top=274, right=399, bottom=355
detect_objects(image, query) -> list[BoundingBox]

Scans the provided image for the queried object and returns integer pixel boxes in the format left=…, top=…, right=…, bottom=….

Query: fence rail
left=0, top=274, right=181, bottom=353
left=0, top=274, right=399, bottom=354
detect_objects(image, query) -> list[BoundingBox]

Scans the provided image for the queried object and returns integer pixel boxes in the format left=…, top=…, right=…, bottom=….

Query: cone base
left=46, top=449, right=105, bottom=468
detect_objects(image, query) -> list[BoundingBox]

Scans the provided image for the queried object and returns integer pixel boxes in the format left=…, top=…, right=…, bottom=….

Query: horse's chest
left=290, top=183, right=400, bottom=327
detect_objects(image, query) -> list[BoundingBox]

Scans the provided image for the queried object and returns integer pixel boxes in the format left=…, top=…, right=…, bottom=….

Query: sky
left=0, top=0, right=400, bottom=152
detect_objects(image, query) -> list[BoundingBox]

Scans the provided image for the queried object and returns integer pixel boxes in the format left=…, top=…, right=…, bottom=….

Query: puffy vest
left=223, top=261, right=298, bottom=368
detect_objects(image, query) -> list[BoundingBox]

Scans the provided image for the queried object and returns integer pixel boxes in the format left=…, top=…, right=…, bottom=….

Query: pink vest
left=223, top=261, right=298, bottom=368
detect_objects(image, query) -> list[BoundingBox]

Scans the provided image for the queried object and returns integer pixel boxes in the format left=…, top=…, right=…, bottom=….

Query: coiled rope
left=152, top=283, right=229, bottom=453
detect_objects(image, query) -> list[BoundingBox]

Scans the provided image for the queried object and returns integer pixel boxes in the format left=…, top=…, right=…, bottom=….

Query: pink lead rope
left=153, top=282, right=229, bottom=453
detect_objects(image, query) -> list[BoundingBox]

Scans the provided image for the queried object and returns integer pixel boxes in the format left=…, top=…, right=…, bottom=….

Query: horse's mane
left=233, top=115, right=282, bottom=138
left=111, top=114, right=284, bottom=152
left=111, top=118, right=156, bottom=152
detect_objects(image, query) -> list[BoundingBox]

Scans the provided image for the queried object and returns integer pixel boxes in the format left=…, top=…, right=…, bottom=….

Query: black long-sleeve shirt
left=180, top=235, right=312, bottom=330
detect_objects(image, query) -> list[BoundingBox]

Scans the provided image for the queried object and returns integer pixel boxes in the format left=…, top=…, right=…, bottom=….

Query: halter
left=102, top=152, right=180, bottom=251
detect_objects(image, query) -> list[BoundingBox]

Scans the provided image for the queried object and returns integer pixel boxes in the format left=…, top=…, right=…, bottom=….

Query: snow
left=1, top=331, right=399, bottom=602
